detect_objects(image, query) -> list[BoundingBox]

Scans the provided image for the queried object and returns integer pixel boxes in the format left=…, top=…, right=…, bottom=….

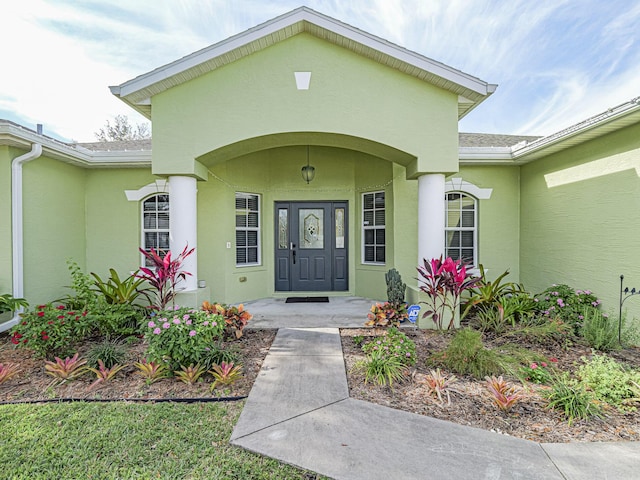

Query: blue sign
left=407, top=304, right=420, bottom=324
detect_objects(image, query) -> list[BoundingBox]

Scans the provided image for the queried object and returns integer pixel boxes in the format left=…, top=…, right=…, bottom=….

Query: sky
left=1, top=0, right=639, bottom=143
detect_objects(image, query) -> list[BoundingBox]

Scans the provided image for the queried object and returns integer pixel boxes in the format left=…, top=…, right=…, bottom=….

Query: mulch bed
left=0, top=329, right=276, bottom=403
left=3, top=326, right=640, bottom=444
left=341, top=327, right=640, bottom=443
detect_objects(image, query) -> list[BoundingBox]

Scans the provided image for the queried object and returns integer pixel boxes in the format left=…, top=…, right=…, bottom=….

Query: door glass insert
left=335, top=208, right=345, bottom=249
left=278, top=208, right=288, bottom=249
left=299, top=208, right=324, bottom=249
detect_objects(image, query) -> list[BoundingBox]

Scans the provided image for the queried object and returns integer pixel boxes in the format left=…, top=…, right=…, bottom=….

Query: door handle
left=291, top=243, right=296, bottom=264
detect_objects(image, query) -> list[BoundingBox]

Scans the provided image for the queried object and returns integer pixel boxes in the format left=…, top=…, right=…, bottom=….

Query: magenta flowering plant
left=137, top=244, right=195, bottom=311
left=417, top=256, right=480, bottom=330
left=144, top=307, right=225, bottom=370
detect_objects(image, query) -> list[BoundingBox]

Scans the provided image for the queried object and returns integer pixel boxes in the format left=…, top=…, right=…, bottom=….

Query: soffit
left=111, top=7, right=495, bottom=119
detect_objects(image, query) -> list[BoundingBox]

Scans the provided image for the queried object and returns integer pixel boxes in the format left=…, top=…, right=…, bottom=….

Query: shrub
left=0, top=363, right=21, bottom=385
left=144, top=308, right=225, bottom=370
left=58, top=260, right=100, bottom=311
left=11, top=304, right=93, bottom=359
left=422, top=368, right=457, bottom=406
left=354, top=350, right=407, bottom=387
left=136, top=245, right=195, bottom=311
left=93, top=301, right=146, bottom=338
left=485, top=376, right=523, bottom=412
left=44, top=353, right=89, bottom=385
left=534, top=284, right=600, bottom=333
left=543, top=373, right=601, bottom=425
left=87, top=360, right=127, bottom=389
left=362, top=327, right=416, bottom=366
left=86, top=340, right=128, bottom=369
left=520, top=360, right=556, bottom=384
left=434, top=329, right=503, bottom=379
left=462, top=265, right=523, bottom=319
left=418, top=256, right=479, bottom=330
left=365, top=301, right=408, bottom=327
left=91, top=268, right=150, bottom=305
left=209, top=362, right=243, bottom=390
left=174, top=364, right=207, bottom=385
left=581, top=309, right=619, bottom=351
left=201, top=302, right=252, bottom=339
left=133, top=359, right=169, bottom=383
left=0, top=294, right=28, bottom=315
left=576, top=354, right=640, bottom=410
left=198, top=342, right=240, bottom=370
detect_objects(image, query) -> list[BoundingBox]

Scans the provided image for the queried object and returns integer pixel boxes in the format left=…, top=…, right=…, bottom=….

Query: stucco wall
left=21, top=156, right=87, bottom=303
left=85, top=168, right=159, bottom=277
left=151, top=33, right=459, bottom=177
left=520, top=122, right=640, bottom=320
left=453, top=165, right=521, bottom=283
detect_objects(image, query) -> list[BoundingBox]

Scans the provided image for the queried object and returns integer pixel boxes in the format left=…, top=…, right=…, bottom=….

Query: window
left=362, top=191, right=385, bottom=264
left=235, top=192, right=260, bottom=266
left=445, top=192, right=477, bottom=266
left=142, top=194, right=170, bottom=267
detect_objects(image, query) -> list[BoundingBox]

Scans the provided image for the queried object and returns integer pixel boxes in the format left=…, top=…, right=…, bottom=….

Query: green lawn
left=0, top=401, right=324, bottom=480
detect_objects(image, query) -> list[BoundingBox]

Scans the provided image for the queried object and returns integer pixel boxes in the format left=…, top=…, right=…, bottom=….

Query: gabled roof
left=110, top=6, right=496, bottom=120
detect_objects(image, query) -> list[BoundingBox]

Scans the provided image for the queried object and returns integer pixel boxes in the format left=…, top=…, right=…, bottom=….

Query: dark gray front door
left=275, top=201, right=348, bottom=292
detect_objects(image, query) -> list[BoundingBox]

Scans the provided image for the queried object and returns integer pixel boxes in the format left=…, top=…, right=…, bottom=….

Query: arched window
left=142, top=194, right=170, bottom=266
left=445, top=192, right=477, bottom=266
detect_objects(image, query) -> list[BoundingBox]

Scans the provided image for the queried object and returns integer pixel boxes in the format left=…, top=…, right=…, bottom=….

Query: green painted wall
left=85, top=169, right=159, bottom=278
left=151, top=33, right=459, bottom=177
left=453, top=166, right=521, bottom=282
left=0, top=147, right=14, bottom=293
left=520, top=122, right=640, bottom=320
left=196, top=145, right=394, bottom=303
left=21, top=156, right=87, bottom=304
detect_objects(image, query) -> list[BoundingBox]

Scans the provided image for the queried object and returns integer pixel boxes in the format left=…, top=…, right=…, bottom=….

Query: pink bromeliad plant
left=417, top=256, right=480, bottom=330
left=137, top=245, right=195, bottom=311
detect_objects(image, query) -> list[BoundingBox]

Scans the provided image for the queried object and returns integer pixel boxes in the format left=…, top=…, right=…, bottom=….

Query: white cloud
left=1, top=0, right=639, bottom=140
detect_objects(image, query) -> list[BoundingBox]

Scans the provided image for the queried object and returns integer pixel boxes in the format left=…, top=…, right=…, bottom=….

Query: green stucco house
left=2, top=7, right=640, bottom=331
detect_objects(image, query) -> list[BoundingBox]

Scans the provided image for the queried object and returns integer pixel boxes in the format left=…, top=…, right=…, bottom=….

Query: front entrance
left=275, top=201, right=348, bottom=291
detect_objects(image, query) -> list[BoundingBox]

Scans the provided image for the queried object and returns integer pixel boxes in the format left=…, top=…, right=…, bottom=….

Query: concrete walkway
left=231, top=327, right=640, bottom=480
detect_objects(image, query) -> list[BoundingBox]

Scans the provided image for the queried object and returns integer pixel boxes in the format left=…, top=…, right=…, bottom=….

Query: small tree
left=136, top=245, right=195, bottom=311
left=94, top=115, right=150, bottom=142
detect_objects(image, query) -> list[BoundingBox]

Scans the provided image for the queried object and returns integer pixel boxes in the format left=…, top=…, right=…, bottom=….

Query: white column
left=417, top=173, right=445, bottom=263
left=169, top=175, right=198, bottom=291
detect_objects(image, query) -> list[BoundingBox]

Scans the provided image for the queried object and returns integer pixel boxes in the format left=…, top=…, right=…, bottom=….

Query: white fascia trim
left=445, top=178, right=493, bottom=199
left=125, top=180, right=169, bottom=201
left=511, top=96, right=640, bottom=160
left=0, top=121, right=150, bottom=168
left=113, top=7, right=493, bottom=100
left=458, top=147, right=514, bottom=162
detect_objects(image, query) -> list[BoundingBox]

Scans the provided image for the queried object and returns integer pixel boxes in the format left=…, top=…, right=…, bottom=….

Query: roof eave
left=0, top=120, right=151, bottom=168
left=512, top=97, right=640, bottom=164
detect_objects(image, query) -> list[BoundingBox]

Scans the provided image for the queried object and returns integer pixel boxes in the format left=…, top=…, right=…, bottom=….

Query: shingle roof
left=76, top=134, right=540, bottom=152
left=459, top=133, right=541, bottom=148
left=77, top=139, right=152, bottom=151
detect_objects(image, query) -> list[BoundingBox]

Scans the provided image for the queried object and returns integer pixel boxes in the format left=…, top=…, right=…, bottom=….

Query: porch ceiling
left=196, top=132, right=416, bottom=168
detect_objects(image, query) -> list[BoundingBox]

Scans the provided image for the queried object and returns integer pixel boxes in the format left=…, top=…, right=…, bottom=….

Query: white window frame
left=444, top=192, right=478, bottom=267
left=235, top=192, right=261, bottom=267
left=141, top=193, right=170, bottom=267
left=362, top=191, right=386, bottom=265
